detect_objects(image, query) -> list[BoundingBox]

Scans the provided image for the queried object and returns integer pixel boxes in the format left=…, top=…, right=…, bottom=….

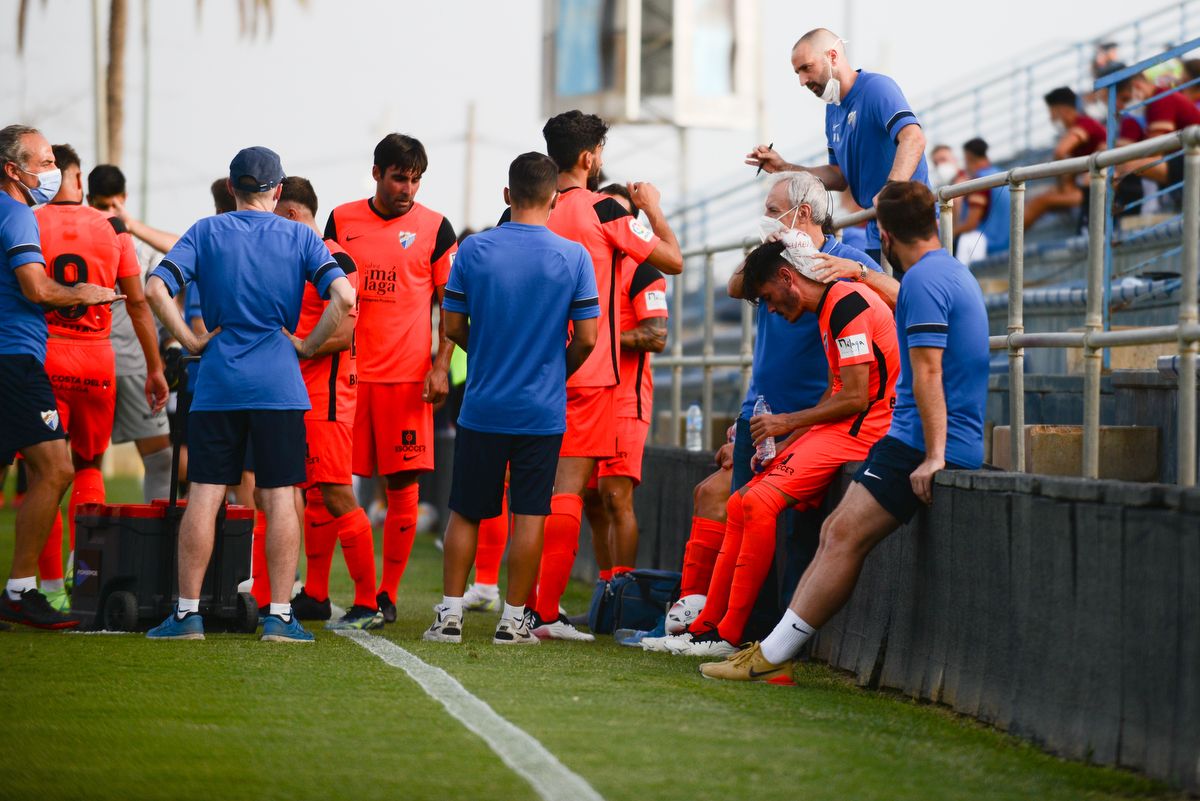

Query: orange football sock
left=612, top=565, right=634, bottom=576
left=250, top=509, right=270, bottom=609
left=37, top=511, right=65, bottom=581
left=681, top=517, right=725, bottom=596
left=717, top=485, right=788, bottom=644
left=378, top=484, right=419, bottom=600
left=337, top=508, right=377, bottom=609
left=302, top=487, right=337, bottom=602
left=688, top=495, right=744, bottom=634
left=474, top=491, right=509, bottom=586
left=534, top=493, right=583, bottom=622
left=67, top=467, right=105, bottom=551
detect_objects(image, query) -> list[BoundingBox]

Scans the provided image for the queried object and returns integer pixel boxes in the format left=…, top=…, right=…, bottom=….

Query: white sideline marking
left=333, top=630, right=604, bottom=801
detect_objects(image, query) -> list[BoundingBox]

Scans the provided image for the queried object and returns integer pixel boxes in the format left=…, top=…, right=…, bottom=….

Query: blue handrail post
left=1103, top=84, right=1118, bottom=369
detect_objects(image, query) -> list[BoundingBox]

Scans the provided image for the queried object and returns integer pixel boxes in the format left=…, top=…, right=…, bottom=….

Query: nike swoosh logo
left=791, top=623, right=808, bottom=633
left=402, top=454, right=420, bottom=461
left=345, top=233, right=365, bottom=241
left=400, top=525, right=413, bottom=532
left=748, top=667, right=780, bottom=678
left=863, top=468, right=881, bottom=480
left=310, top=519, right=336, bottom=529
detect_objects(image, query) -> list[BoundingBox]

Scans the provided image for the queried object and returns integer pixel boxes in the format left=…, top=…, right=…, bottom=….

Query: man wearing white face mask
left=745, top=28, right=931, bottom=269
left=0, top=124, right=123, bottom=630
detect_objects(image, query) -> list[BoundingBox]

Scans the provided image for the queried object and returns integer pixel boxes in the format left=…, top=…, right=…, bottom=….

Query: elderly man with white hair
left=641, top=172, right=895, bottom=654
left=746, top=27, right=931, bottom=269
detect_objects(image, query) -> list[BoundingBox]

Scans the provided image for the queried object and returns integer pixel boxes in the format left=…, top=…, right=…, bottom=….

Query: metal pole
left=138, top=0, right=150, bottom=220
left=1178, top=143, right=1199, bottom=486
left=1083, top=168, right=1108, bottom=479
left=938, top=199, right=954, bottom=252
left=92, top=0, right=108, bottom=166
left=1102, top=84, right=1118, bottom=370
left=670, top=272, right=684, bottom=447
left=1008, top=180, right=1026, bottom=472
left=462, top=101, right=476, bottom=232
left=701, top=253, right=716, bottom=450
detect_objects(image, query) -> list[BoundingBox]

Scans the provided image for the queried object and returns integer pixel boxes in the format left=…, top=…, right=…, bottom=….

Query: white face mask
left=933, top=161, right=958, bottom=187
left=818, top=56, right=841, bottom=105
left=18, top=166, right=61, bottom=204
left=757, top=204, right=801, bottom=242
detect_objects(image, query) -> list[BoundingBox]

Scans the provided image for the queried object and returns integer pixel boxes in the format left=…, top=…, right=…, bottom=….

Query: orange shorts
left=748, top=424, right=876, bottom=507
left=592, top=416, right=650, bottom=485
left=353, top=381, right=434, bottom=476
left=560, top=385, right=617, bottom=460
left=44, top=338, right=115, bottom=462
left=303, top=419, right=353, bottom=488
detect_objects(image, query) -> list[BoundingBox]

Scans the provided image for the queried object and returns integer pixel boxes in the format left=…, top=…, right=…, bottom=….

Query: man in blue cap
left=142, top=146, right=356, bottom=643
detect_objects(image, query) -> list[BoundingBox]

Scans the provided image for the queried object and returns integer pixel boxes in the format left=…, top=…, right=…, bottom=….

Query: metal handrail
left=655, top=125, right=1200, bottom=487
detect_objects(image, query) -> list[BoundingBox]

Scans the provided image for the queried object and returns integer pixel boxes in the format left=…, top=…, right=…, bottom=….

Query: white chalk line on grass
left=333, top=629, right=605, bottom=801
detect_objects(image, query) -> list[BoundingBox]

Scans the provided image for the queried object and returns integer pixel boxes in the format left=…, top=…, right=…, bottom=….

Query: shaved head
left=791, top=28, right=850, bottom=99
left=794, top=27, right=843, bottom=54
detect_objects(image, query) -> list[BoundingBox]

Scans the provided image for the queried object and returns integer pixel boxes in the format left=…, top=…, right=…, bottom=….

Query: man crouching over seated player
left=655, top=233, right=899, bottom=658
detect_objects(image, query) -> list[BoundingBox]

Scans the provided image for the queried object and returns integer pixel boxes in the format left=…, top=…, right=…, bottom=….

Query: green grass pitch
left=0, top=475, right=1182, bottom=801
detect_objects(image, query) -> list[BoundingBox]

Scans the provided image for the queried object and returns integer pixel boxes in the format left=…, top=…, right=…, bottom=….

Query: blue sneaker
left=147, top=609, right=205, bottom=640
left=261, top=613, right=315, bottom=643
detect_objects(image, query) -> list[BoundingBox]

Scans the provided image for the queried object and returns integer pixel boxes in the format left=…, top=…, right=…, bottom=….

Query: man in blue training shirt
left=143, top=146, right=355, bottom=643
left=425, top=152, right=599, bottom=646
left=746, top=28, right=931, bottom=268
left=700, top=180, right=990, bottom=682
left=0, top=124, right=123, bottom=631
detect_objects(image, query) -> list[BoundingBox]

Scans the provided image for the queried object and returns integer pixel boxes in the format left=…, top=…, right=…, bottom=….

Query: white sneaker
left=493, top=615, right=540, bottom=645
left=660, top=633, right=697, bottom=654
left=422, top=605, right=463, bottom=643
left=641, top=633, right=688, bottom=653
left=463, top=584, right=500, bottom=612
left=674, top=634, right=738, bottom=658
left=533, top=614, right=595, bottom=642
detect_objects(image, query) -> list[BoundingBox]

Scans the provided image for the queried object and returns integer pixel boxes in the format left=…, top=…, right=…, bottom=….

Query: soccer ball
left=666, top=594, right=706, bottom=634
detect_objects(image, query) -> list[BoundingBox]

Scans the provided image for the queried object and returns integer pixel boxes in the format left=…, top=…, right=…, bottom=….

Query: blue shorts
left=0, top=354, right=67, bottom=465
left=731, top=416, right=754, bottom=492
left=187, top=409, right=305, bottom=489
left=449, top=425, right=563, bottom=520
left=853, top=435, right=968, bottom=524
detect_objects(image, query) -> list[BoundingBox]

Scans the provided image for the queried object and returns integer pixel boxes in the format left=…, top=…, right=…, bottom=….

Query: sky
left=0, top=0, right=1182, bottom=241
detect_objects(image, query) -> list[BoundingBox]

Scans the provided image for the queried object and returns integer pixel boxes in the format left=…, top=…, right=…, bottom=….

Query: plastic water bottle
left=753, top=395, right=776, bottom=467
left=685, top=403, right=704, bottom=451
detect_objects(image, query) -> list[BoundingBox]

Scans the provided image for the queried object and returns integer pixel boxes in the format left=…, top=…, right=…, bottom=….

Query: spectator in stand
left=929, top=144, right=968, bottom=227
left=746, top=28, right=931, bottom=267
left=955, top=138, right=1011, bottom=264
left=1113, top=70, right=1200, bottom=211
left=1024, top=87, right=1107, bottom=230
left=1183, top=60, right=1200, bottom=107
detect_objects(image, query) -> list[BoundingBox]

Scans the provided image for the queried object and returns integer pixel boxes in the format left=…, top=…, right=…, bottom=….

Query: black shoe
left=290, top=587, right=331, bottom=621
left=0, top=589, right=80, bottom=630
left=376, top=591, right=397, bottom=624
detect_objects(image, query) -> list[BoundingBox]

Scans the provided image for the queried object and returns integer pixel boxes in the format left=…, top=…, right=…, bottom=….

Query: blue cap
left=229, top=146, right=285, bottom=193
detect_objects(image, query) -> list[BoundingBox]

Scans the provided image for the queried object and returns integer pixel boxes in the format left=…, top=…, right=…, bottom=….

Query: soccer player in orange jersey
left=583, top=184, right=668, bottom=583
left=325, top=134, right=457, bottom=623
left=35, top=144, right=167, bottom=610
left=274, top=177, right=382, bottom=630
left=663, top=239, right=898, bottom=658
left=512, top=111, right=683, bottom=640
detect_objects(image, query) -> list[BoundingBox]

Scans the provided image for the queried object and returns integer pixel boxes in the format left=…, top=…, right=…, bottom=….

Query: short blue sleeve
left=2, top=204, right=43, bottom=271
left=871, top=74, right=920, bottom=143
left=902, top=273, right=950, bottom=349
left=300, top=228, right=343, bottom=300
left=153, top=224, right=200, bottom=297
left=442, top=238, right=471, bottom=314
left=569, top=246, right=600, bottom=322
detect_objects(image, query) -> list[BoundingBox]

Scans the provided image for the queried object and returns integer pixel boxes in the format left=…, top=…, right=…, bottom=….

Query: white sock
left=760, top=609, right=815, bottom=665
left=176, top=597, right=200, bottom=618
left=473, top=582, right=499, bottom=598
left=7, top=576, right=36, bottom=601
left=269, top=602, right=292, bottom=621
left=502, top=602, right=525, bottom=623
left=40, top=578, right=65, bottom=594
left=442, top=595, right=463, bottom=618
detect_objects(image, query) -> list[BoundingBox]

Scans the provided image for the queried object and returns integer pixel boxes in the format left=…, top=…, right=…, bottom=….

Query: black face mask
left=881, top=239, right=901, bottom=273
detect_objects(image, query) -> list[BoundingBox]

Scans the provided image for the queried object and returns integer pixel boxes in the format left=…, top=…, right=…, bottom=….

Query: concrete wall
left=621, top=447, right=1200, bottom=792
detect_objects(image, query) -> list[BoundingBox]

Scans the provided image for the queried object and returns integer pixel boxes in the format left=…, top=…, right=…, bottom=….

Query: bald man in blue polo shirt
left=143, top=147, right=355, bottom=643
left=746, top=27, right=932, bottom=268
